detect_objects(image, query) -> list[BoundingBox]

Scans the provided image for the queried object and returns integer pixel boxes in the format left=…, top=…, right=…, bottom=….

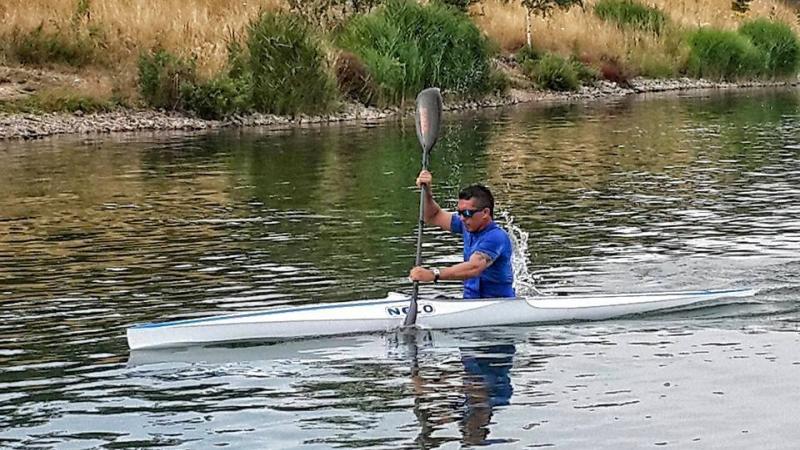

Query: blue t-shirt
left=450, top=215, right=516, bottom=299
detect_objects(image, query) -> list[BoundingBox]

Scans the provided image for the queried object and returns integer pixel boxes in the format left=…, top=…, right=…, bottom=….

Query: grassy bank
left=1, top=0, right=799, bottom=117
left=474, top=0, right=800, bottom=81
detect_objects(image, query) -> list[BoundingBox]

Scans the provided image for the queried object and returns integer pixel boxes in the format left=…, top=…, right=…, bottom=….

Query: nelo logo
left=386, top=304, right=434, bottom=317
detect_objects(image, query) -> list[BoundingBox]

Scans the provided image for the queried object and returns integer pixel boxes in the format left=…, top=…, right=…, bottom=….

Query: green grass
left=337, top=0, right=493, bottom=106
left=686, top=27, right=766, bottom=80
left=739, top=19, right=800, bottom=78
left=594, top=0, right=668, bottom=35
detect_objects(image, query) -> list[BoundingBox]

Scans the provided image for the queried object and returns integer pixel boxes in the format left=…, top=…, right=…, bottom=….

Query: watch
left=432, top=268, right=441, bottom=283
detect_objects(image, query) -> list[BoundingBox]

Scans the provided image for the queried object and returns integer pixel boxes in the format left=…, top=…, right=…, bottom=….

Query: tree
left=516, top=0, right=584, bottom=48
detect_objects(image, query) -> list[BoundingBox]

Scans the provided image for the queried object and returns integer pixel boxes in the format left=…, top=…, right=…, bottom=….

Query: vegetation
left=247, top=11, right=337, bottom=115
left=6, top=24, right=106, bottom=68
left=686, top=20, right=800, bottom=81
left=686, top=28, right=765, bottom=80
left=337, top=0, right=493, bottom=105
left=0, top=88, right=116, bottom=113
left=520, top=52, right=596, bottom=91
left=738, top=19, right=800, bottom=78
left=137, top=49, right=197, bottom=111
left=514, top=0, right=584, bottom=48
left=1, top=0, right=800, bottom=115
left=593, top=0, right=668, bottom=34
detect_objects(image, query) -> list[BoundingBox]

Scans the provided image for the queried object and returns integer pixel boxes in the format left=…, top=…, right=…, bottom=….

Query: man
left=409, top=170, right=515, bottom=299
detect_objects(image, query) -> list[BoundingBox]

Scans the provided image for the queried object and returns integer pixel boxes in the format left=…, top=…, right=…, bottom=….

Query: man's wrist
left=432, top=268, right=441, bottom=283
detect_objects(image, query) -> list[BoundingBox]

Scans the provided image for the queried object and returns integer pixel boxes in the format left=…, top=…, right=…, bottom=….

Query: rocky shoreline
left=0, top=78, right=796, bottom=141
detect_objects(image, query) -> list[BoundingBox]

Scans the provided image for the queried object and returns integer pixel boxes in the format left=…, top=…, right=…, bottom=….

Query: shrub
left=739, top=19, right=800, bottom=78
left=570, top=57, right=600, bottom=84
left=137, top=49, right=197, bottom=110
left=594, top=0, right=668, bottom=35
left=246, top=11, right=337, bottom=115
left=485, top=68, right=510, bottom=94
left=524, top=53, right=581, bottom=91
left=337, top=0, right=492, bottom=105
left=334, top=51, right=378, bottom=105
left=515, top=45, right=542, bottom=64
left=181, top=75, right=252, bottom=120
left=686, top=28, right=765, bottom=80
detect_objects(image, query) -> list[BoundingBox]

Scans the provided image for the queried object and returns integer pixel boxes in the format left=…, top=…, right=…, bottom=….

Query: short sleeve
left=474, top=229, right=504, bottom=261
left=450, top=214, right=463, bottom=235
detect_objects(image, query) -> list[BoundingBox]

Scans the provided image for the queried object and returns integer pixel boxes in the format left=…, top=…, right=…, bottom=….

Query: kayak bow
left=126, top=288, right=754, bottom=350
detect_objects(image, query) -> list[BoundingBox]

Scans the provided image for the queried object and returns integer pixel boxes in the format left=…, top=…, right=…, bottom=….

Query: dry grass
left=0, top=0, right=282, bottom=76
left=473, top=0, right=800, bottom=53
left=1, top=0, right=798, bottom=109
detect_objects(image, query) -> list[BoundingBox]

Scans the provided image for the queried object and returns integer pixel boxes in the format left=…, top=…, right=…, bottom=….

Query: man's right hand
left=416, top=170, right=432, bottom=188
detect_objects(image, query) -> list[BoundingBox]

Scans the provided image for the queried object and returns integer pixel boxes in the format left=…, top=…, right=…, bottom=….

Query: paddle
left=404, top=87, right=444, bottom=327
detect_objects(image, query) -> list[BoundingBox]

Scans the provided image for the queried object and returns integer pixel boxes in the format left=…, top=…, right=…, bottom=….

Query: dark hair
left=459, top=184, right=494, bottom=217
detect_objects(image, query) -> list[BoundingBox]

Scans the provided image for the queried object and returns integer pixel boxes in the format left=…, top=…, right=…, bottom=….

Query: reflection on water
left=2, top=88, right=800, bottom=448
left=402, top=331, right=516, bottom=448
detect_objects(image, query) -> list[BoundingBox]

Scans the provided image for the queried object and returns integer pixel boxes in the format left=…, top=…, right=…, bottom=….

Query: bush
left=739, top=19, right=800, bottom=78
left=246, top=11, right=337, bottom=115
left=523, top=53, right=581, bottom=91
left=137, top=49, right=197, bottom=110
left=181, top=75, right=252, bottom=120
left=337, top=0, right=492, bottom=106
left=334, top=51, right=378, bottom=105
left=515, top=45, right=542, bottom=64
left=8, top=23, right=105, bottom=67
left=485, top=68, right=510, bottom=94
left=594, top=0, right=668, bottom=35
left=686, top=28, right=765, bottom=80
left=570, top=56, right=600, bottom=84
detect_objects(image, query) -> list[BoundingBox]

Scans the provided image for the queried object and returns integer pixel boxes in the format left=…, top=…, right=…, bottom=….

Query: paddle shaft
left=405, top=151, right=429, bottom=326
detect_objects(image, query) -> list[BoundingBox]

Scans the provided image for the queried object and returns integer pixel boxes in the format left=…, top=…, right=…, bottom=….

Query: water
left=2, top=88, right=800, bottom=448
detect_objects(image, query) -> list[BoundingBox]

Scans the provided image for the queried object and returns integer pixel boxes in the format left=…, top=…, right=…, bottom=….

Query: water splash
left=499, top=211, right=543, bottom=297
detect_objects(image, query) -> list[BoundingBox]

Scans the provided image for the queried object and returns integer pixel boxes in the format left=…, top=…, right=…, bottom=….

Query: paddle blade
left=415, top=88, right=443, bottom=155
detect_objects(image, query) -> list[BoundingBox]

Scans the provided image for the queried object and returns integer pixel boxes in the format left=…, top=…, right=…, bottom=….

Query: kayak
left=126, top=288, right=754, bottom=350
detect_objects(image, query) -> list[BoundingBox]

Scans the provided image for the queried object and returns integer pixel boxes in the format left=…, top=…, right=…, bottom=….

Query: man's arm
left=417, top=170, right=452, bottom=231
left=409, top=252, right=492, bottom=282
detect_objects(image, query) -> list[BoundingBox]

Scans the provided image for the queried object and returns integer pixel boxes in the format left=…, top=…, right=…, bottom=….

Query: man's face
left=457, top=198, right=490, bottom=233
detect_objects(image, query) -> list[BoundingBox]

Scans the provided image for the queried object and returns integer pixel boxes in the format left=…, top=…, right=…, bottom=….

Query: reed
left=337, top=0, right=493, bottom=106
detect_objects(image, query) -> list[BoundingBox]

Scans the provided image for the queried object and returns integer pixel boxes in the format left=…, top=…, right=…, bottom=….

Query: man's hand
left=416, top=170, right=432, bottom=188
left=409, top=266, right=435, bottom=282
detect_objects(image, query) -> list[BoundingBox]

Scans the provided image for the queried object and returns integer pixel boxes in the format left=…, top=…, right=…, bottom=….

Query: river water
left=2, top=88, right=800, bottom=449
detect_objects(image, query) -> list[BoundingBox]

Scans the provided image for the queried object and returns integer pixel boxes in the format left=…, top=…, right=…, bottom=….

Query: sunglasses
left=457, top=208, right=484, bottom=218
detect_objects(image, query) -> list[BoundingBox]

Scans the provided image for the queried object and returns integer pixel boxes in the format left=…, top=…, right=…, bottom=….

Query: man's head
left=457, top=184, right=494, bottom=232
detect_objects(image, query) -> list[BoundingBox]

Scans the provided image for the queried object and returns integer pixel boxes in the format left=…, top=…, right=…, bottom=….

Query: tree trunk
left=525, top=7, right=532, bottom=48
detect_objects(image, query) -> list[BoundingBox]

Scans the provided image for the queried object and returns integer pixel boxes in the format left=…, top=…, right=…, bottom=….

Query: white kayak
left=126, top=288, right=754, bottom=350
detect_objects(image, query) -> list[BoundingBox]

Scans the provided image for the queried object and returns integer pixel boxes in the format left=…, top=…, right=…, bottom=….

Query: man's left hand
left=409, top=266, right=435, bottom=282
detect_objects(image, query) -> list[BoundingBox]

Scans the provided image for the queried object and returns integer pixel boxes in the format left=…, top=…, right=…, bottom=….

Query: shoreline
left=0, top=78, right=797, bottom=141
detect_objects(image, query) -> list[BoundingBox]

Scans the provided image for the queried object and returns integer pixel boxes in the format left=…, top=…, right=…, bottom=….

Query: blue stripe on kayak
left=130, top=288, right=750, bottom=330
